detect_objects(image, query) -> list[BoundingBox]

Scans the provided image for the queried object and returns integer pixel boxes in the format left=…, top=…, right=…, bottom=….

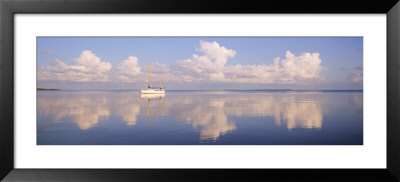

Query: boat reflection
left=140, top=93, right=165, bottom=124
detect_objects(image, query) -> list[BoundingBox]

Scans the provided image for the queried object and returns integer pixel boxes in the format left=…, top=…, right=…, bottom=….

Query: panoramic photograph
left=37, top=37, right=363, bottom=145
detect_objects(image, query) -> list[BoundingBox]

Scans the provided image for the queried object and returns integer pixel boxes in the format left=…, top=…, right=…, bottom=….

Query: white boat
left=140, top=89, right=165, bottom=94
left=140, top=93, right=165, bottom=99
left=140, top=64, right=166, bottom=94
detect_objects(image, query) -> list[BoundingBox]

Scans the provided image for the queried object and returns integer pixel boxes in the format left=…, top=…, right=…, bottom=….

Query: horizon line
left=37, top=88, right=363, bottom=91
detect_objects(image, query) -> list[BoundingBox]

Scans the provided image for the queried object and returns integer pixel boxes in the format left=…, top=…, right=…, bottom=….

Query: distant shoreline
left=41, top=89, right=363, bottom=92
left=224, top=89, right=292, bottom=91
left=37, top=88, right=60, bottom=91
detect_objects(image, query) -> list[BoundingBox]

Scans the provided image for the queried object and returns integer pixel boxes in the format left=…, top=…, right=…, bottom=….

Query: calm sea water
left=37, top=90, right=363, bottom=145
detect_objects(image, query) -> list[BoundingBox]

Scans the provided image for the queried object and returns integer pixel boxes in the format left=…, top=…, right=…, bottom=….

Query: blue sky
left=37, top=37, right=363, bottom=90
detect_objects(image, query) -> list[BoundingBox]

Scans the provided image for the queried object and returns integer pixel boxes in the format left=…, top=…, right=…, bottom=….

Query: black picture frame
left=1, top=0, right=399, bottom=181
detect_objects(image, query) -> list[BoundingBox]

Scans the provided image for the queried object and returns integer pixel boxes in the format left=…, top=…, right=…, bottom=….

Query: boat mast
left=147, top=64, right=151, bottom=89
left=160, top=77, right=162, bottom=89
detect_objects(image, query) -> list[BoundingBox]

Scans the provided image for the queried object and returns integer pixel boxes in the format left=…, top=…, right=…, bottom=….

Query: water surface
left=37, top=90, right=363, bottom=145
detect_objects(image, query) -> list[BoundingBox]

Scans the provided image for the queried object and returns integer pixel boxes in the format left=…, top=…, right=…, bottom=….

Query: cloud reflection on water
left=37, top=95, right=110, bottom=130
left=38, top=91, right=328, bottom=140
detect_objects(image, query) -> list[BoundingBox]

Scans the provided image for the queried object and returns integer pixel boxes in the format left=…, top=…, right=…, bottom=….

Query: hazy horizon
left=38, top=88, right=363, bottom=91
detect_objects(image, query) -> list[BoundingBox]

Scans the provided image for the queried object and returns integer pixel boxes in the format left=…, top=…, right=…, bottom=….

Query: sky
left=37, top=37, right=363, bottom=90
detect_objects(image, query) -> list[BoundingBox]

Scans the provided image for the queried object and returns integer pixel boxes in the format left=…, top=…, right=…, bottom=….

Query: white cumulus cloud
left=176, top=41, right=236, bottom=81
left=114, top=56, right=142, bottom=82
left=176, top=41, right=323, bottom=84
left=38, top=50, right=112, bottom=82
left=38, top=41, right=325, bottom=86
left=280, top=51, right=323, bottom=82
left=224, top=51, right=322, bottom=84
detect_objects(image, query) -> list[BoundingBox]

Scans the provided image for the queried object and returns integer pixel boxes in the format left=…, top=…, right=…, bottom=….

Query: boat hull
left=140, top=89, right=165, bottom=94
left=140, top=93, right=165, bottom=98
